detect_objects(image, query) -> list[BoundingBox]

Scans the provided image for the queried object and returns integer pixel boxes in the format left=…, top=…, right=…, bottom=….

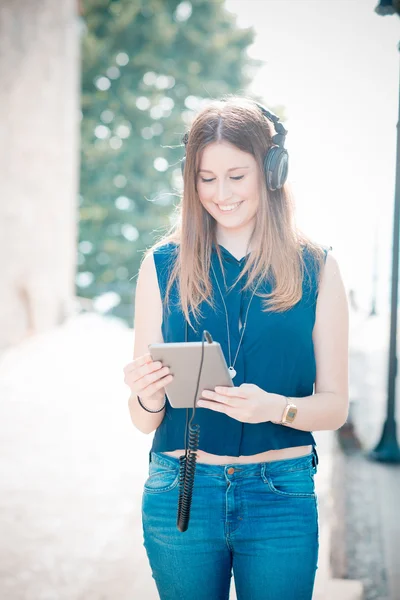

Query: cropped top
left=150, top=242, right=329, bottom=457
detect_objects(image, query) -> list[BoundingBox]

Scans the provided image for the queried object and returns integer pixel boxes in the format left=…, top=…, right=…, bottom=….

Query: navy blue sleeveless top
left=150, top=242, right=328, bottom=456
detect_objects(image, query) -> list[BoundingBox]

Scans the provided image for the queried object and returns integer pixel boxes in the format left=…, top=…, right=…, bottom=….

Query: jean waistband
left=149, top=446, right=318, bottom=477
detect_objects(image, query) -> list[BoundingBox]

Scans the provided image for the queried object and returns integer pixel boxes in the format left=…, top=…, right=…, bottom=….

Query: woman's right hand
left=123, top=353, right=173, bottom=407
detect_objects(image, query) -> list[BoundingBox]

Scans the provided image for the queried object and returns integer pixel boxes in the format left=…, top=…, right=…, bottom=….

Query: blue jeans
left=142, top=449, right=319, bottom=600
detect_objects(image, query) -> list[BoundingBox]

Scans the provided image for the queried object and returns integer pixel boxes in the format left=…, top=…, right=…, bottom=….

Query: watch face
left=286, top=406, right=297, bottom=422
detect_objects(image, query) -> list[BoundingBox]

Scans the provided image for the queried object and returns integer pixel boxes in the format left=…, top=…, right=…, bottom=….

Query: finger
left=124, top=354, right=152, bottom=374
left=133, top=353, right=153, bottom=367
left=200, top=390, right=238, bottom=406
left=131, top=363, right=168, bottom=385
left=197, top=399, right=228, bottom=413
left=125, top=358, right=162, bottom=378
left=141, top=374, right=173, bottom=398
left=214, top=386, right=247, bottom=398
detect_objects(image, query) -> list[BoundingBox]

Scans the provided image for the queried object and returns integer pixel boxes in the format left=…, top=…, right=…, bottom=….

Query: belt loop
left=149, top=450, right=152, bottom=464
left=312, top=446, right=319, bottom=468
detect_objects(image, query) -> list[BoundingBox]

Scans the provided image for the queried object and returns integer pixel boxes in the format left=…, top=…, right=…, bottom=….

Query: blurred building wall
left=0, top=0, right=80, bottom=353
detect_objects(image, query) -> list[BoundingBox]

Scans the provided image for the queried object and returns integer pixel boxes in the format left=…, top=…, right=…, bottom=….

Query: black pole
left=369, top=41, right=400, bottom=462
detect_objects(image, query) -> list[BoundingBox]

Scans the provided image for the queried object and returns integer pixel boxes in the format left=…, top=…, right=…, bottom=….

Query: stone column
left=0, top=0, right=80, bottom=352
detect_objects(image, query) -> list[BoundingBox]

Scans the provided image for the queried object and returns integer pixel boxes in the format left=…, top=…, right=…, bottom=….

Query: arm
left=128, top=252, right=166, bottom=434
left=270, top=251, right=349, bottom=431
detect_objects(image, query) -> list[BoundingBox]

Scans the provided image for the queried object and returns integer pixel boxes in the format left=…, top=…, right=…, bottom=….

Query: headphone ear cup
left=180, top=156, right=186, bottom=177
left=264, top=146, right=288, bottom=191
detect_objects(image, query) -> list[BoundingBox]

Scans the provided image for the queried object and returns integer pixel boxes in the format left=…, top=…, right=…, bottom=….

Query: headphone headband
left=253, top=102, right=288, bottom=148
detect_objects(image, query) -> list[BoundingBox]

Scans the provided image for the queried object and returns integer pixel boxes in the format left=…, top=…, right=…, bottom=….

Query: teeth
left=218, top=202, right=242, bottom=212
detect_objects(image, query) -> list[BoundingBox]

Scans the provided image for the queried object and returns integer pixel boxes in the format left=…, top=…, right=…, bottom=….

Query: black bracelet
left=137, top=395, right=166, bottom=413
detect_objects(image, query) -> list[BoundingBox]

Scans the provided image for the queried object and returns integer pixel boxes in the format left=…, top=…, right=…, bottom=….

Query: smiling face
left=196, top=141, right=261, bottom=239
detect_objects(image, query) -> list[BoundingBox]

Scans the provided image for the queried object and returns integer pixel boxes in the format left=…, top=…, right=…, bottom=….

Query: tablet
left=148, top=341, right=234, bottom=409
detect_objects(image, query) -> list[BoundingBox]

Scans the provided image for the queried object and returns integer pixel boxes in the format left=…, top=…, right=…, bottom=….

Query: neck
left=215, top=224, right=255, bottom=260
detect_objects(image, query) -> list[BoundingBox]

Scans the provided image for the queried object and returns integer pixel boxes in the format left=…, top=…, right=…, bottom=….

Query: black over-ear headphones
left=180, top=101, right=289, bottom=191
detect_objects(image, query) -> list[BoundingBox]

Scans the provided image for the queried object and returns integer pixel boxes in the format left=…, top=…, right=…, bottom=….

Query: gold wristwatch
left=274, top=396, right=297, bottom=426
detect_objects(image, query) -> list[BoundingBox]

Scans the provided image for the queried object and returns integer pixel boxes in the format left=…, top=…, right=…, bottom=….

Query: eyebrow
left=198, top=166, right=250, bottom=174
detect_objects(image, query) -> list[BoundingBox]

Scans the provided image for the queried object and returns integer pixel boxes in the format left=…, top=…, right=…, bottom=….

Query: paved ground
left=0, top=315, right=149, bottom=600
left=0, top=313, right=342, bottom=599
left=332, top=309, right=400, bottom=600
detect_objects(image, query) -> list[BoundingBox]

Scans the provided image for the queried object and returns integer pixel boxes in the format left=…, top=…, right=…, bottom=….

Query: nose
left=216, top=180, right=233, bottom=203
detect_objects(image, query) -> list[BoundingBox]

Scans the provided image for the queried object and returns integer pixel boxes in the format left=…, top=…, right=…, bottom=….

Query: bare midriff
left=162, top=444, right=313, bottom=465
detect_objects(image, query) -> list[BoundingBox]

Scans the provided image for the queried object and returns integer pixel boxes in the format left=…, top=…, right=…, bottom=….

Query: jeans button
left=227, top=467, right=235, bottom=475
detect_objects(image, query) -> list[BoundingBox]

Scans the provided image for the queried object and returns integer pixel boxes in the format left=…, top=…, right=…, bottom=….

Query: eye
left=200, top=175, right=244, bottom=183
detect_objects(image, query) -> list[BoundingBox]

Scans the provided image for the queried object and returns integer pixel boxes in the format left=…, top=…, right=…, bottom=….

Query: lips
left=216, top=201, right=244, bottom=213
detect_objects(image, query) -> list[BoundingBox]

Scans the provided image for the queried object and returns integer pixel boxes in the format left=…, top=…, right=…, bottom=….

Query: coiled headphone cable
left=176, top=326, right=213, bottom=532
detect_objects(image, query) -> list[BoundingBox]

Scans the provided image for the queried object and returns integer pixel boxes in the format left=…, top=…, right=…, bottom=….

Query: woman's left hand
left=197, top=383, right=283, bottom=424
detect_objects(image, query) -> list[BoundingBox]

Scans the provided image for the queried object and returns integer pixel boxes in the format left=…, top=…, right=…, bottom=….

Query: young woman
left=124, top=96, right=349, bottom=600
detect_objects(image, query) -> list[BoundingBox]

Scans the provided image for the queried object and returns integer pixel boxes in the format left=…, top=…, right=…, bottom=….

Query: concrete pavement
left=0, top=313, right=361, bottom=599
left=337, top=309, right=400, bottom=600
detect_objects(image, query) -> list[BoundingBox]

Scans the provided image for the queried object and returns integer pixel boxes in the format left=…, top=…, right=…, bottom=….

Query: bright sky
left=225, top=0, right=399, bottom=314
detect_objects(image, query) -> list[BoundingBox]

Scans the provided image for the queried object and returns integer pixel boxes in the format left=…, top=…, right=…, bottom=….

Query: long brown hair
left=147, top=95, right=325, bottom=327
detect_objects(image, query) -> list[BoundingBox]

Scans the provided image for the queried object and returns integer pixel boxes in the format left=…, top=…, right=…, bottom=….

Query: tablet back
left=148, top=341, right=234, bottom=409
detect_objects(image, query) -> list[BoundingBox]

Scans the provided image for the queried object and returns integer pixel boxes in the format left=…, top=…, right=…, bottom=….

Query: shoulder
left=313, top=248, right=348, bottom=333
left=152, top=241, right=179, bottom=257
left=322, top=245, right=333, bottom=264
left=137, top=251, right=158, bottom=289
left=300, top=242, right=331, bottom=266
left=322, top=249, right=340, bottom=274
left=151, top=242, right=179, bottom=270
left=140, top=242, right=180, bottom=297
left=300, top=242, right=331, bottom=293
left=138, top=241, right=178, bottom=277
left=297, top=242, right=346, bottom=311
left=318, top=250, right=346, bottom=299
left=314, top=249, right=348, bottom=329
left=152, top=242, right=176, bottom=255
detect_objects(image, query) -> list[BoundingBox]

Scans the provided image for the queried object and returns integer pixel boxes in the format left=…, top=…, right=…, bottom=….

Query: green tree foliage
left=80, top=0, right=261, bottom=323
